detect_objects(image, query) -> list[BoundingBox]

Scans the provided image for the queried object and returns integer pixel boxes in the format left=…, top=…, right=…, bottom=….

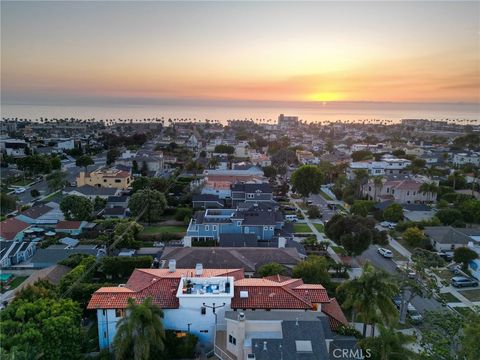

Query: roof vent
left=238, top=312, right=245, bottom=321
left=168, top=259, right=176, bottom=272
left=240, top=291, right=249, bottom=298
left=118, top=284, right=126, bottom=287
left=195, top=263, right=203, bottom=276
left=263, top=341, right=267, bottom=351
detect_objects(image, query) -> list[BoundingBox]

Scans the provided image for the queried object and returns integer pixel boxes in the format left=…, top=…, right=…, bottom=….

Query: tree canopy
left=291, top=165, right=323, bottom=198
left=382, top=203, right=403, bottom=222
left=60, top=195, right=93, bottom=220
left=129, top=189, right=167, bottom=223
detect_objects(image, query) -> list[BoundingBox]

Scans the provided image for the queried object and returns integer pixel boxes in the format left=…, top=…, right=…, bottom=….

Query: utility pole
left=203, top=302, right=226, bottom=351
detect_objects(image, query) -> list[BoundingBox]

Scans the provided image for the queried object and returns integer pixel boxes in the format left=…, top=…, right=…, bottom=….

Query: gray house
left=424, top=226, right=480, bottom=252
left=231, top=183, right=274, bottom=206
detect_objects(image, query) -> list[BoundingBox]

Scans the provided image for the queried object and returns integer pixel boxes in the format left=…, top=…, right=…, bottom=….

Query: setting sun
left=308, top=92, right=344, bottom=102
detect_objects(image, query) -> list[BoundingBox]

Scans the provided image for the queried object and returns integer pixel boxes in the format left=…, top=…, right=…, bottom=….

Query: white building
left=347, top=156, right=411, bottom=180
left=452, top=152, right=480, bottom=167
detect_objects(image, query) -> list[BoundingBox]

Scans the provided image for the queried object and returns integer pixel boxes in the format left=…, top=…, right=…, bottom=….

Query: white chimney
left=195, top=263, right=203, bottom=276
left=238, top=312, right=245, bottom=321
left=263, top=341, right=267, bottom=351
left=168, top=259, right=176, bottom=272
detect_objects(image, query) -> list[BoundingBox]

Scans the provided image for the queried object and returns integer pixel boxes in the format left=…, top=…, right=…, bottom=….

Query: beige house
left=76, top=168, right=132, bottom=189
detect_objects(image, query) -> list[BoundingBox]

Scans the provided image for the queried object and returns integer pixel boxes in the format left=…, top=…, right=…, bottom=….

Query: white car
left=378, top=247, right=393, bottom=258
left=380, top=221, right=396, bottom=229
left=14, top=187, right=26, bottom=194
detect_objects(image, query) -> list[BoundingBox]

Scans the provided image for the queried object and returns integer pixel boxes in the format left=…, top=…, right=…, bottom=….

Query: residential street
left=360, top=245, right=443, bottom=314
left=15, top=153, right=106, bottom=204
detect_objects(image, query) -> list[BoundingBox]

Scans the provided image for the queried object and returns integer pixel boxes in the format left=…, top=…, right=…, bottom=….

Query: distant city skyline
left=1, top=1, right=479, bottom=109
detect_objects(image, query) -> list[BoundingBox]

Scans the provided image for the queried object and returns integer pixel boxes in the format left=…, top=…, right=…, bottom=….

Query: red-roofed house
left=55, top=220, right=87, bottom=235
left=87, top=265, right=347, bottom=350
left=0, top=218, right=31, bottom=241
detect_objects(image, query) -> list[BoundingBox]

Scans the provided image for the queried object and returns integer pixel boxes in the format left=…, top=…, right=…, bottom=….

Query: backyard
left=0, top=276, right=28, bottom=293
left=140, top=225, right=187, bottom=235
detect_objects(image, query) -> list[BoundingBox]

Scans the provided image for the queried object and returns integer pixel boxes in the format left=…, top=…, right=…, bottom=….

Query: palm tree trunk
left=363, top=322, right=367, bottom=337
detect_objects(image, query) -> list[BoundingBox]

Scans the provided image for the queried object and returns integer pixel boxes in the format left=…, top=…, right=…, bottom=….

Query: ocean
left=1, top=101, right=479, bottom=124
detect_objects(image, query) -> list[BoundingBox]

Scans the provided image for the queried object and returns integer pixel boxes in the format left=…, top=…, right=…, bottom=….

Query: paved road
left=361, top=245, right=443, bottom=314
left=16, top=154, right=106, bottom=204
left=308, top=193, right=337, bottom=222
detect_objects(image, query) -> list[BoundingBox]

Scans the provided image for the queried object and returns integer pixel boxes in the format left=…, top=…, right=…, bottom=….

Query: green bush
left=100, top=256, right=153, bottom=279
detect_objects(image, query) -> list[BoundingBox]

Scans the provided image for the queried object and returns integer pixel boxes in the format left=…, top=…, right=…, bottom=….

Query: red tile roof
left=0, top=218, right=30, bottom=240
left=55, top=221, right=82, bottom=230
left=87, top=270, right=347, bottom=331
left=322, top=298, right=349, bottom=330
left=87, top=268, right=243, bottom=310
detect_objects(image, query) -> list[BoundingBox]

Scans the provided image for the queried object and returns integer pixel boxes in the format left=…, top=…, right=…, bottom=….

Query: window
left=103, top=179, right=107, bottom=182
left=264, top=226, right=268, bottom=230
left=247, top=194, right=254, bottom=199
left=229, top=335, right=237, bottom=346
left=205, top=225, right=209, bottom=231
left=245, top=227, right=249, bottom=233
left=200, top=330, right=209, bottom=333
left=115, top=179, right=121, bottom=183
left=201, top=306, right=206, bottom=315
left=115, top=309, right=125, bottom=318
left=102, top=310, right=106, bottom=316
left=237, top=221, right=241, bottom=226
left=269, top=226, right=274, bottom=230
left=212, top=225, right=217, bottom=231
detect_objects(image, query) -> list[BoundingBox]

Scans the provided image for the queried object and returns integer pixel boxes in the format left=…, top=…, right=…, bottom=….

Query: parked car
left=306, top=200, right=314, bottom=205
left=14, top=187, right=26, bottom=194
left=378, top=247, right=393, bottom=258
left=447, top=263, right=462, bottom=275
left=285, top=214, right=298, bottom=222
left=380, top=221, right=396, bottom=229
left=451, top=276, right=479, bottom=288
left=436, top=251, right=454, bottom=261
left=407, top=304, right=423, bottom=324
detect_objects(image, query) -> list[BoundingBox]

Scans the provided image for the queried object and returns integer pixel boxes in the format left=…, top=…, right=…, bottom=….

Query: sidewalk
left=290, top=196, right=357, bottom=273
left=389, top=237, right=412, bottom=259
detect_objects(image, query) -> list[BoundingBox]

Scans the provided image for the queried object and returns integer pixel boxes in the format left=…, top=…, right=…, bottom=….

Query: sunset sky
left=1, top=1, right=479, bottom=107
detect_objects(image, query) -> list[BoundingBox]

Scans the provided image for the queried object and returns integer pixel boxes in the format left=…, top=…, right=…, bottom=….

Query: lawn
left=458, top=289, right=480, bottom=302
left=433, top=269, right=454, bottom=283
left=0, top=276, right=28, bottom=293
left=313, top=223, right=325, bottom=233
left=331, top=245, right=346, bottom=255
left=42, top=190, right=62, bottom=202
left=437, top=292, right=461, bottom=303
left=141, top=225, right=187, bottom=235
left=319, top=190, right=333, bottom=201
left=454, top=307, right=476, bottom=317
left=293, top=223, right=313, bottom=233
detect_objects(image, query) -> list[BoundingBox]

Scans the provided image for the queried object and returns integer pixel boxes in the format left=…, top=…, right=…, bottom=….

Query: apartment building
left=76, top=168, right=132, bottom=189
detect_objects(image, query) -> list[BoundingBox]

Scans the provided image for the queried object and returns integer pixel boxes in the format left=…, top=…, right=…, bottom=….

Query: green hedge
left=100, top=256, right=153, bottom=279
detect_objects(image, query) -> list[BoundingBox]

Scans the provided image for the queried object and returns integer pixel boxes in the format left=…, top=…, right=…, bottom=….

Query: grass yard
left=293, top=223, right=313, bottom=233
left=433, top=269, right=454, bottom=283
left=437, top=292, right=461, bottom=303
left=331, top=245, right=347, bottom=255
left=458, top=289, right=480, bottom=302
left=454, top=307, right=476, bottom=317
left=0, top=276, right=28, bottom=293
left=319, top=190, right=333, bottom=201
left=141, top=225, right=187, bottom=235
left=42, top=191, right=62, bottom=202
left=313, top=223, right=325, bottom=232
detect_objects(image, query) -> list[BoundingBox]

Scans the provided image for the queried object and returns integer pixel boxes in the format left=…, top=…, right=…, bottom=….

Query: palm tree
left=337, top=263, right=399, bottom=337
left=113, top=297, right=165, bottom=360
left=419, top=182, right=438, bottom=203
left=373, top=176, right=383, bottom=201
left=359, top=325, right=416, bottom=360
